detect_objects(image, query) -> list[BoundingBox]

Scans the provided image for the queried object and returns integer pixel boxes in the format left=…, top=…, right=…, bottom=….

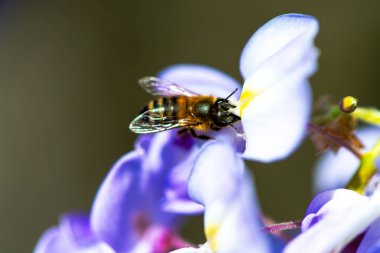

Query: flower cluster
left=34, top=13, right=380, bottom=253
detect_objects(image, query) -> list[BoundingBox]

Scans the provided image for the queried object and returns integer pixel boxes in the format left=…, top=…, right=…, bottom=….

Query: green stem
left=346, top=138, right=380, bottom=193
left=352, top=107, right=380, bottom=126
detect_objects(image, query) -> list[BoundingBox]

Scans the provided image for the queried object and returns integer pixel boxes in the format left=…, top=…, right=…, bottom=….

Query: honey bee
left=129, top=77, right=241, bottom=139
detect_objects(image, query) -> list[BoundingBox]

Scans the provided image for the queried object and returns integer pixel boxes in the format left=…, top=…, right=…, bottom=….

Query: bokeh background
left=1, top=1, right=379, bottom=252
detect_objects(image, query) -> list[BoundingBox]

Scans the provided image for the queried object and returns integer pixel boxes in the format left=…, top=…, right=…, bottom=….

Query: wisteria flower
left=175, top=141, right=273, bottom=253
left=165, top=13, right=319, bottom=253
left=34, top=212, right=115, bottom=253
left=284, top=126, right=380, bottom=253
left=34, top=13, right=319, bottom=253
left=92, top=12, right=319, bottom=252
left=284, top=187, right=380, bottom=253
left=34, top=132, right=204, bottom=253
left=157, top=13, right=319, bottom=163
left=90, top=132, right=206, bottom=253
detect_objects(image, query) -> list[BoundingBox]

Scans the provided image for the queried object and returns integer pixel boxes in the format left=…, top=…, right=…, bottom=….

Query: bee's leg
left=189, top=128, right=213, bottom=140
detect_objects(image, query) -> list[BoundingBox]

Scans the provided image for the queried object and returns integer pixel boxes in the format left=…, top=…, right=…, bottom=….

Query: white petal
left=188, top=141, right=270, bottom=253
left=242, top=79, right=312, bottom=162
left=240, top=13, right=318, bottom=82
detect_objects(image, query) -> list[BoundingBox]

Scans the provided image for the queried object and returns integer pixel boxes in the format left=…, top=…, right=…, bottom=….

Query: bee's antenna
left=225, top=88, right=238, bottom=100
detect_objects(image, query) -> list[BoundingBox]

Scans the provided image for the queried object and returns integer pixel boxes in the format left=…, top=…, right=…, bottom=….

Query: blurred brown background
left=1, top=1, right=379, bottom=252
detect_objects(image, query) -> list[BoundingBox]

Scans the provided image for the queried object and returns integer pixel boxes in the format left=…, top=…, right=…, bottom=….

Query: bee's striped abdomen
left=143, top=97, right=187, bottom=122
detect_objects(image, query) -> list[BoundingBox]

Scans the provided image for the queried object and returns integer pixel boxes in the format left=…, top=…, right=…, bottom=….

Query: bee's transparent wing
left=139, top=77, right=199, bottom=97
left=129, top=108, right=199, bottom=134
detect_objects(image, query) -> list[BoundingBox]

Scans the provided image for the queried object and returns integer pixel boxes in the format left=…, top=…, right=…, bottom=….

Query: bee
left=129, top=77, right=241, bottom=139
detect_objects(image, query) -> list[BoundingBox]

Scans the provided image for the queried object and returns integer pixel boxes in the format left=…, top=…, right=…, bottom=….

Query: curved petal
left=367, top=243, right=380, bottom=253
left=59, top=212, right=96, bottom=247
left=240, top=13, right=318, bottom=82
left=142, top=131, right=197, bottom=173
left=141, top=131, right=204, bottom=217
left=238, top=15, right=318, bottom=162
left=33, top=226, right=115, bottom=253
left=91, top=131, right=203, bottom=252
left=162, top=148, right=205, bottom=214
left=188, top=141, right=244, bottom=205
left=302, top=189, right=364, bottom=231
left=90, top=150, right=144, bottom=252
left=314, top=127, right=380, bottom=193
left=303, top=190, right=335, bottom=217
left=285, top=189, right=380, bottom=253
left=357, top=218, right=380, bottom=253
left=158, top=64, right=241, bottom=101
left=242, top=79, right=312, bottom=162
left=33, top=227, right=67, bottom=253
left=188, top=141, right=270, bottom=253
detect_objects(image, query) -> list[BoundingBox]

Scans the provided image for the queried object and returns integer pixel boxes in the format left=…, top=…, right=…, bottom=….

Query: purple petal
left=134, top=133, right=155, bottom=153
left=59, top=212, right=96, bottom=247
left=367, top=242, right=380, bottom=253
left=302, top=189, right=363, bottom=231
left=33, top=221, right=115, bottom=253
left=285, top=189, right=380, bottom=253
left=357, top=218, right=380, bottom=253
left=240, top=14, right=318, bottom=81
left=314, top=127, right=380, bottom=193
left=142, top=131, right=196, bottom=173
left=90, top=150, right=144, bottom=252
left=140, top=131, right=204, bottom=216
left=188, top=141, right=270, bottom=253
left=241, top=78, right=312, bottom=162
left=162, top=149, right=204, bottom=214
left=34, top=227, right=68, bottom=253
left=91, top=131, right=204, bottom=251
left=158, top=64, right=241, bottom=101
left=304, top=190, right=335, bottom=217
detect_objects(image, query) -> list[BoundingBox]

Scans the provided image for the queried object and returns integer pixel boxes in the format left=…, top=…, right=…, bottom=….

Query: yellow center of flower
left=205, top=224, right=219, bottom=252
left=238, top=89, right=256, bottom=116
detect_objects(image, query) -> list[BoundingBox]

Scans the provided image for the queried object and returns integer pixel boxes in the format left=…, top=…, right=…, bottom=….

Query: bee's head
left=211, top=98, right=241, bottom=127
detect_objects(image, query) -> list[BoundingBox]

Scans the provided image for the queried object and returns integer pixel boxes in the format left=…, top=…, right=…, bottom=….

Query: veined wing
left=129, top=108, right=200, bottom=134
left=138, top=76, right=199, bottom=97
